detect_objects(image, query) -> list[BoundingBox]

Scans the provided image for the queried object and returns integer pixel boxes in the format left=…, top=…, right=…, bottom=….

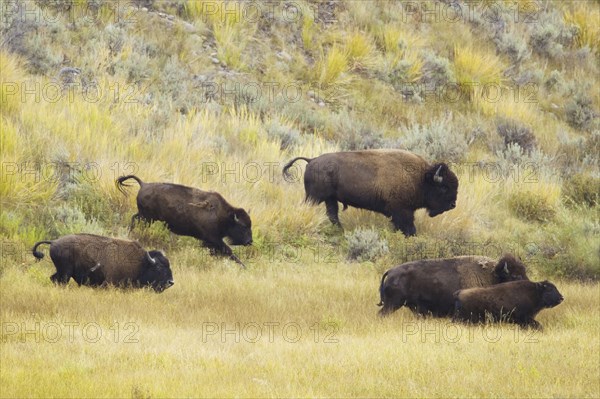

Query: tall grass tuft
left=313, top=45, right=351, bottom=98
left=453, top=45, right=507, bottom=101
left=563, top=3, right=600, bottom=54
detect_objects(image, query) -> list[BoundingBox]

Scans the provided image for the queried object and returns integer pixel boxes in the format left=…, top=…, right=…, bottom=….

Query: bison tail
left=32, top=241, right=53, bottom=260
left=282, top=157, right=313, bottom=181
left=115, top=175, right=144, bottom=195
left=377, top=270, right=389, bottom=306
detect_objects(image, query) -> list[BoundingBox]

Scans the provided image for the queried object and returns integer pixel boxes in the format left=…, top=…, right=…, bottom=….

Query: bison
left=116, top=175, right=252, bottom=268
left=32, top=234, right=174, bottom=292
left=377, top=254, right=529, bottom=317
left=282, top=149, right=458, bottom=236
left=453, top=280, right=564, bottom=330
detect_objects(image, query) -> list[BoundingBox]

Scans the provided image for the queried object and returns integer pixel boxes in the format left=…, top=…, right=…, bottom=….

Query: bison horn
left=146, top=252, right=157, bottom=264
left=503, top=262, right=509, bottom=275
left=234, top=213, right=239, bottom=223
left=433, top=165, right=443, bottom=183
left=90, top=263, right=101, bottom=272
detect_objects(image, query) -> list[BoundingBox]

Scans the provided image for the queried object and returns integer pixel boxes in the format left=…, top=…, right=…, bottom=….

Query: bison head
left=226, top=208, right=253, bottom=246
left=138, top=250, right=174, bottom=293
left=538, top=281, right=564, bottom=308
left=494, top=254, right=529, bottom=282
left=423, top=163, right=458, bottom=217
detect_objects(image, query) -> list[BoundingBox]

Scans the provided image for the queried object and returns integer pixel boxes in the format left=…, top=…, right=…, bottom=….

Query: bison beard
left=377, top=254, right=529, bottom=317
left=453, top=280, right=564, bottom=330
left=283, top=150, right=458, bottom=236
left=116, top=175, right=252, bottom=268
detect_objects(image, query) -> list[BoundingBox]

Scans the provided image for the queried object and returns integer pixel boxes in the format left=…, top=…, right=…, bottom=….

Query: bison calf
left=116, top=175, right=252, bottom=268
left=32, top=234, right=174, bottom=292
left=453, top=280, right=564, bottom=330
left=283, top=149, right=458, bottom=236
left=378, top=254, right=529, bottom=317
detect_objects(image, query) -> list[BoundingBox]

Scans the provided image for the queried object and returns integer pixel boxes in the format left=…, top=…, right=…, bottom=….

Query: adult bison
left=453, top=280, right=564, bottom=330
left=32, top=234, right=174, bottom=292
left=116, top=175, right=252, bottom=268
left=282, top=149, right=458, bottom=236
left=377, top=254, right=529, bottom=317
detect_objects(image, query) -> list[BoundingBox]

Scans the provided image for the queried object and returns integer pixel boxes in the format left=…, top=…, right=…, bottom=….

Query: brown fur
left=453, top=280, right=564, bottom=330
left=32, top=234, right=173, bottom=292
left=283, top=150, right=458, bottom=236
left=377, top=254, right=529, bottom=317
left=116, top=175, right=252, bottom=268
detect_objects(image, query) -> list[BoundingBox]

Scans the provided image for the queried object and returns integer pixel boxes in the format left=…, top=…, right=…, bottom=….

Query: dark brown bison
left=32, top=234, right=174, bottom=292
left=453, top=280, right=564, bottom=330
left=116, top=175, right=252, bottom=268
left=377, top=254, right=529, bottom=317
left=282, top=149, right=458, bottom=236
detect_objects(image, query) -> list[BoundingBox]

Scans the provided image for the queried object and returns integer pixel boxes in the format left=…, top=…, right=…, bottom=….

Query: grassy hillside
left=1, top=0, right=599, bottom=397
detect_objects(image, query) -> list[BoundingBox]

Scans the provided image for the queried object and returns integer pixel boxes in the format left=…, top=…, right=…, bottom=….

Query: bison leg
left=50, top=271, right=71, bottom=285
left=204, top=241, right=247, bottom=269
left=378, top=302, right=404, bottom=317
left=378, top=286, right=406, bottom=317
left=520, top=318, right=543, bottom=331
left=129, top=213, right=143, bottom=231
left=75, top=264, right=104, bottom=286
left=325, top=198, right=342, bottom=227
left=391, top=211, right=416, bottom=236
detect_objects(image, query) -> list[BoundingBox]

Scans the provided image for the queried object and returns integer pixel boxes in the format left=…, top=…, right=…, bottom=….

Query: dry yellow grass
left=1, top=259, right=598, bottom=398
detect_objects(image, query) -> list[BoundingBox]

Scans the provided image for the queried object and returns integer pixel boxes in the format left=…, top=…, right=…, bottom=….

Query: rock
left=59, top=67, right=81, bottom=75
left=318, top=101, right=325, bottom=107
left=181, top=21, right=196, bottom=32
left=211, top=57, right=220, bottom=64
left=276, top=51, right=292, bottom=61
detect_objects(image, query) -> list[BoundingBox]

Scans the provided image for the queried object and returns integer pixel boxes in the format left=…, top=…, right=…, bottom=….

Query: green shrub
left=130, top=220, right=174, bottom=249
left=528, top=215, right=600, bottom=280
left=345, top=228, right=389, bottom=262
left=114, top=50, right=152, bottom=84
left=400, top=114, right=468, bottom=162
left=1, top=1, right=69, bottom=75
left=508, top=191, right=556, bottom=222
left=496, top=118, right=537, bottom=153
left=50, top=204, right=104, bottom=236
left=555, top=130, right=600, bottom=175
left=494, top=32, right=530, bottom=64
left=565, top=95, right=596, bottom=131
left=529, top=12, right=577, bottom=60
left=265, top=120, right=301, bottom=151
left=563, top=174, right=600, bottom=207
left=334, top=113, right=384, bottom=151
left=418, top=51, right=455, bottom=93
